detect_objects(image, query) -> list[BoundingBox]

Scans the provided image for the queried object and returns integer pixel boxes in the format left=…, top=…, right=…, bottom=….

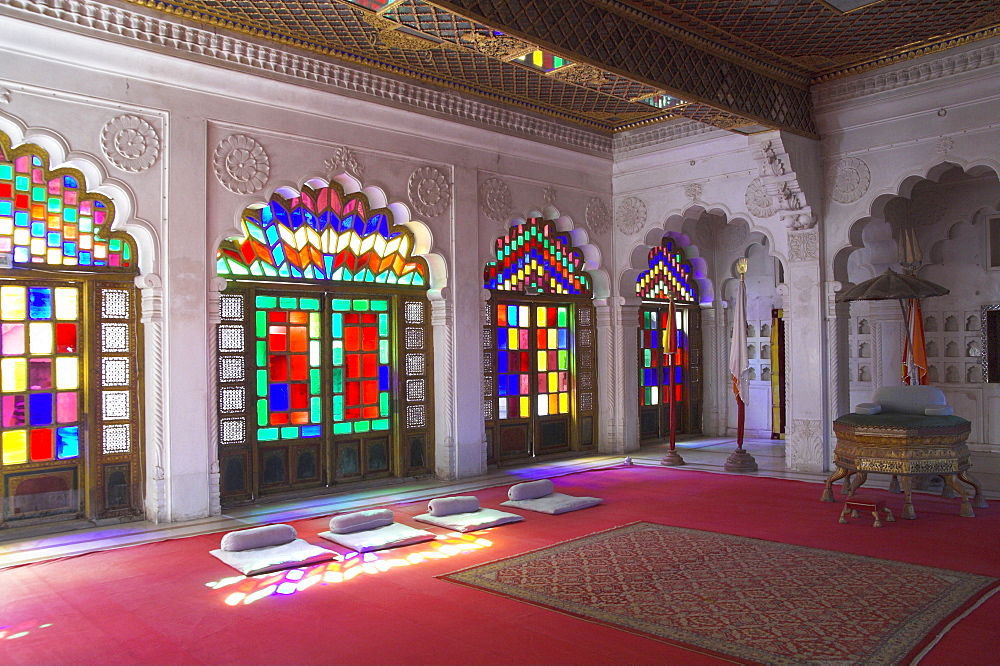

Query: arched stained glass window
left=483, top=217, right=596, bottom=464
left=0, top=132, right=142, bottom=530
left=635, top=237, right=702, bottom=439
left=216, top=180, right=433, bottom=504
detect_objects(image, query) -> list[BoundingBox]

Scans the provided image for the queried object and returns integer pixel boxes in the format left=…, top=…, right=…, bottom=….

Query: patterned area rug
left=442, top=522, right=998, bottom=665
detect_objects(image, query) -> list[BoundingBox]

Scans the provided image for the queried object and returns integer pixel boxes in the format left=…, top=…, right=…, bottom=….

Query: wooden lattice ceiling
left=128, top=0, right=1000, bottom=136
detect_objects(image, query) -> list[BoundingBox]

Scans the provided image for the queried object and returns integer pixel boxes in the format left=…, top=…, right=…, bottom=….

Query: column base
left=660, top=450, right=686, bottom=466
left=724, top=448, right=758, bottom=473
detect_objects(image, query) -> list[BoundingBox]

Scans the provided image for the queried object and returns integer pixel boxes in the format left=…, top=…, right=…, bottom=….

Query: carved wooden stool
left=840, top=496, right=895, bottom=527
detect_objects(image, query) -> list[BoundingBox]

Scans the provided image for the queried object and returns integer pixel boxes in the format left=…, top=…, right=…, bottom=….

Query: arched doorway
left=482, top=216, right=597, bottom=464
left=0, top=132, right=143, bottom=528
left=214, top=179, right=435, bottom=504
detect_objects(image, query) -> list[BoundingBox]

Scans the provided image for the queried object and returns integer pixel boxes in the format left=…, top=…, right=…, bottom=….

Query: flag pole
left=661, top=293, right=685, bottom=466
left=725, top=258, right=758, bottom=472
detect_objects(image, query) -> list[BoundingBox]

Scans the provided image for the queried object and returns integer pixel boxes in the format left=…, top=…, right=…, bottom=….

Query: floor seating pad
left=209, top=538, right=338, bottom=576
left=501, top=493, right=603, bottom=514
left=318, top=522, right=436, bottom=553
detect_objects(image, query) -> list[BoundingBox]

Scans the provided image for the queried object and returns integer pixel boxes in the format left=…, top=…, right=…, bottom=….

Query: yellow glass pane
left=508, top=328, right=519, bottom=350
left=1, top=358, right=26, bottom=391
left=2, top=430, right=27, bottom=464
left=54, top=288, right=78, bottom=320
left=28, top=323, right=54, bottom=355
left=1, top=286, right=26, bottom=321
left=309, top=312, right=321, bottom=338
left=536, top=306, right=546, bottom=323
left=537, top=350, right=547, bottom=372
left=520, top=396, right=530, bottom=417
left=548, top=329, right=558, bottom=348
left=13, top=228, right=29, bottom=246
left=55, top=357, right=79, bottom=390
left=559, top=393, right=569, bottom=414
left=548, top=372, right=558, bottom=393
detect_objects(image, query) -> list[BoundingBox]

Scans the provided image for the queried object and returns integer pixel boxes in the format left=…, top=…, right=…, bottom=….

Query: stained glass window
left=635, top=237, right=698, bottom=303
left=493, top=302, right=570, bottom=420
left=484, top=217, right=592, bottom=296
left=639, top=308, right=688, bottom=407
left=330, top=298, right=391, bottom=435
left=0, top=136, right=135, bottom=270
left=217, top=181, right=427, bottom=286
left=513, top=50, right=572, bottom=73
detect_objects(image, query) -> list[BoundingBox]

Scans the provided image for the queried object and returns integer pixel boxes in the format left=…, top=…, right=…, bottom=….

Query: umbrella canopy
left=836, top=267, right=949, bottom=303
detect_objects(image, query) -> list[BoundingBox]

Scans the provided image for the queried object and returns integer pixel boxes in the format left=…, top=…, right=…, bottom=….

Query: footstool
left=840, top=496, right=895, bottom=527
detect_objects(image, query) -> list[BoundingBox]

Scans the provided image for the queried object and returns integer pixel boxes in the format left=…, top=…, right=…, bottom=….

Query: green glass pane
left=379, top=340, right=389, bottom=364
left=332, top=342, right=343, bottom=366
left=352, top=299, right=370, bottom=311
left=372, top=419, right=390, bottom=431
left=372, top=300, right=389, bottom=311
left=255, top=310, right=267, bottom=338
left=281, top=426, right=299, bottom=439
left=310, top=369, right=321, bottom=394
left=257, top=427, right=279, bottom=441
left=14, top=176, right=28, bottom=190
left=333, top=423, right=352, bottom=434
left=47, top=197, right=61, bottom=213
left=644, top=349, right=652, bottom=367
left=309, top=313, right=321, bottom=338
left=557, top=308, right=568, bottom=327
left=378, top=313, right=388, bottom=336
left=300, top=298, right=320, bottom=311
left=257, top=399, right=268, bottom=426
left=331, top=313, right=342, bottom=338
left=558, top=350, right=569, bottom=370
left=379, top=392, right=389, bottom=415
left=332, top=368, right=343, bottom=392
left=256, top=370, right=268, bottom=397
left=310, top=397, right=321, bottom=422
left=332, top=395, right=343, bottom=420
left=331, top=299, right=352, bottom=311
left=354, top=420, right=371, bottom=433
left=279, top=297, right=296, bottom=309
left=32, top=186, right=45, bottom=202
left=256, top=295, right=277, bottom=309
left=0, top=164, right=11, bottom=179
left=256, top=341, right=267, bottom=367
left=109, top=239, right=121, bottom=251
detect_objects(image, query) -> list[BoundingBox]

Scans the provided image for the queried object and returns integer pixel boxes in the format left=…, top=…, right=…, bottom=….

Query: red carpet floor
left=1, top=465, right=998, bottom=665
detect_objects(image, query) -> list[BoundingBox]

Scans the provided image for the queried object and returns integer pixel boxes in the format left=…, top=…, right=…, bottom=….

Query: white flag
left=729, top=279, right=750, bottom=404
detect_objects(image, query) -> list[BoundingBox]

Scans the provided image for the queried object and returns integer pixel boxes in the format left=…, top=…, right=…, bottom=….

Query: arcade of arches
left=1, top=8, right=999, bottom=530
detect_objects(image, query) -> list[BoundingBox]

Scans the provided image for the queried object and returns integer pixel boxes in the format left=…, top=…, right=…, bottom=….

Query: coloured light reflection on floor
left=206, top=532, right=493, bottom=606
left=0, top=620, right=53, bottom=640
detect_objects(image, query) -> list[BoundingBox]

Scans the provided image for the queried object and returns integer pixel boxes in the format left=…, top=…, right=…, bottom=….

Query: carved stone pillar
left=594, top=299, right=639, bottom=454
left=784, top=229, right=827, bottom=472
left=431, top=295, right=456, bottom=480
left=206, top=277, right=227, bottom=516
left=135, top=273, right=166, bottom=523
left=825, top=282, right=850, bottom=449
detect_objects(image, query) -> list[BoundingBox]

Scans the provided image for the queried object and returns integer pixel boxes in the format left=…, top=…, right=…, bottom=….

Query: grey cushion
left=329, top=509, right=394, bottom=534
left=508, top=479, right=554, bottom=501
left=854, top=403, right=882, bottom=415
left=319, top=523, right=435, bottom=553
left=872, top=385, right=947, bottom=415
left=220, top=524, right=296, bottom=552
left=924, top=405, right=954, bottom=416
left=501, top=493, right=603, bottom=515
left=210, top=538, right=338, bottom=576
left=428, top=495, right=480, bottom=516
left=414, top=508, right=524, bottom=533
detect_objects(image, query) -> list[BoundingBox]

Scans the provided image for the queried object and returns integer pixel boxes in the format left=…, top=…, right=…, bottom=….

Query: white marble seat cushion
left=318, top=522, right=436, bottom=553
left=413, top=508, right=524, bottom=533
left=501, top=493, right=603, bottom=515
left=210, top=538, right=338, bottom=576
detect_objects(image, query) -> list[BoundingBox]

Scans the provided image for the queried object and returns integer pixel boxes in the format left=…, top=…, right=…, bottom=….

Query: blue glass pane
left=301, top=425, right=322, bottom=437
left=498, top=354, right=508, bottom=373
left=27, top=287, right=52, bottom=320
left=270, top=384, right=290, bottom=411
left=56, top=426, right=79, bottom=459
left=29, top=393, right=53, bottom=425
left=378, top=365, right=390, bottom=391
left=498, top=376, right=508, bottom=396
left=558, top=329, right=568, bottom=349
left=508, top=375, right=520, bottom=395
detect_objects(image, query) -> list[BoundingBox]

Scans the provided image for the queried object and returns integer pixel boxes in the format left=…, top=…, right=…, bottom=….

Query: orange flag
left=902, top=298, right=928, bottom=385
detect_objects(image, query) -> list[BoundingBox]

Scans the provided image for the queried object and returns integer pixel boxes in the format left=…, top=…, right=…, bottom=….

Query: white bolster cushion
left=924, top=405, right=954, bottom=416
left=329, top=509, right=395, bottom=534
left=429, top=495, right=480, bottom=516
left=508, top=479, right=555, bottom=501
left=855, top=403, right=882, bottom=415
left=221, top=524, right=297, bottom=552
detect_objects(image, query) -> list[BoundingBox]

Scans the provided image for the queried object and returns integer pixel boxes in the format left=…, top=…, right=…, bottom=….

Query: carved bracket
left=750, top=137, right=817, bottom=230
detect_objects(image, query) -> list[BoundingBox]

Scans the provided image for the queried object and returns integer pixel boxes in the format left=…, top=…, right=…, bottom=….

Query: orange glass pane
left=289, top=326, right=308, bottom=352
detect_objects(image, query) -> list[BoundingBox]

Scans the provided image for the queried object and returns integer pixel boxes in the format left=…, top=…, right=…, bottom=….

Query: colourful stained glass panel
left=330, top=299, right=390, bottom=434
left=484, top=217, right=591, bottom=296
left=636, top=238, right=698, bottom=303
left=0, top=138, right=135, bottom=269
left=639, top=308, right=688, bottom=406
left=535, top=305, right=570, bottom=417
left=0, top=284, right=82, bottom=464
left=217, top=181, right=427, bottom=286
left=513, top=50, right=572, bottom=73
left=254, top=295, right=322, bottom=441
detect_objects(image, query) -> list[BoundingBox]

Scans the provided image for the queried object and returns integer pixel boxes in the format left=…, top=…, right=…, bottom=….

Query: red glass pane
left=269, top=355, right=288, bottom=381
left=363, top=380, right=377, bottom=403
left=289, top=326, right=308, bottom=352
left=290, top=411, right=310, bottom=424
left=497, top=305, right=507, bottom=327
left=290, top=355, right=308, bottom=380
left=268, top=311, right=287, bottom=323
left=268, top=326, right=287, bottom=351
left=520, top=352, right=529, bottom=370
left=559, top=372, right=569, bottom=391
left=270, top=413, right=289, bottom=425
left=536, top=329, right=547, bottom=349
left=548, top=309, right=557, bottom=326
left=15, top=194, right=29, bottom=209
left=30, top=428, right=54, bottom=461
left=363, top=405, right=379, bottom=418
left=362, top=353, right=377, bottom=377
left=345, top=381, right=360, bottom=406
left=346, top=354, right=360, bottom=378
left=345, top=406, right=361, bottom=419
left=344, top=326, right=360, bottom=352
left=288, top=384, right=306, bottom=409
left=344, top=314, right=360, bottom=324
left=361, top=326, right=378, bottom=351
left=537, top=375, right=547, bottom=393
left=55, top=323, right=77, bottom=353
left=507, top=351, right=519, bottom=371
left=362, top=314, right=377, bottom=324
left=289, top=311, right=308, bottom=324
left=549, top=350, right=558, bottom=367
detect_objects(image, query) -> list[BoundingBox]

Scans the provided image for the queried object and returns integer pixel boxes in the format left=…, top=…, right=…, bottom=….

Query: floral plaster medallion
left=616, top=196, right=647, bottom=234
left=827, top=157, right=871, bottom=205
left=408, top=166, right=451, bottom=218
left=745, top=177, right=776, bottom=218
left=586, top=197, right=611, bottom=236
left=480, top=177, right=512, bottom=223
left=214, top=134, right=270, bottom=194
left=101, top=114, right=160, bottom=173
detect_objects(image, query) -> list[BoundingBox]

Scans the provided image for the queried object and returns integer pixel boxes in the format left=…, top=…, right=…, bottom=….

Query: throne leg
left=944, top=475, right=975, bottom=518
left=958, top=471, right=988, bottom=509
left=822, top=466, right=850, bottom=502
left=901, top=476, right=917, bottom=520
